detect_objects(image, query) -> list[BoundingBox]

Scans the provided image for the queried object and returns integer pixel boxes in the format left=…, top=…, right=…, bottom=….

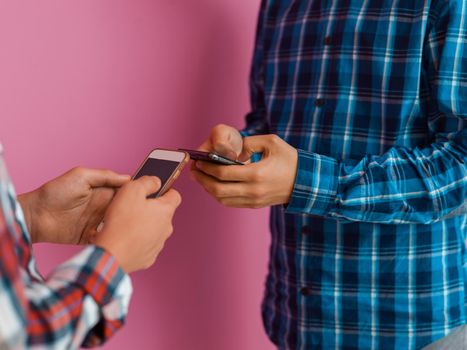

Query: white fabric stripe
left=0, top=289, right=25, bottom=349
left=299, top=215, right=306, bottom=350
left=341, top=0, right=370, bottom=160
left=408, top=225, right=415, bottom=350
left=379, top=2, right=398, bottom=154
left=279, top=205, right=291, bottom=343
left=334, top=224, right=342, bottom=350
left=442, top=220, right=449, bottom=336
left=71, top=296, right=100, bottom=350
left=371, top=224, right=380, bottom=349
left=452, top=0, right=465, bottom=116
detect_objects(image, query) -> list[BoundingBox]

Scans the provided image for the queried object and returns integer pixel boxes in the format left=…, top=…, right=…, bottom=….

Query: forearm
left=287, top=135, right=467, bottom=224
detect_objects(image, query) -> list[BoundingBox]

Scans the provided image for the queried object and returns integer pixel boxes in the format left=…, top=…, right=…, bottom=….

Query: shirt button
left=300, top=287, right=312, bottom=296
left=315, top=98, right=325, bottom=107
left=324, top=36, right=332, bottom=45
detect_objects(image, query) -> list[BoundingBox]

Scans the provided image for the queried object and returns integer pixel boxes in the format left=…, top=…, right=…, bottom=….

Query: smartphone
left=178, top=149, right=244, bottom=166
left=133, top=149, right=189, bottom=198
left=96, top=149, right=188, bottom=233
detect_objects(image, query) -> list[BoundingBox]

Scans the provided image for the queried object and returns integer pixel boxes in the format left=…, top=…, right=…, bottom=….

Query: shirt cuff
left=51, top=245, right=130, bottom=307
left=286, top=149, right=339, bottom=216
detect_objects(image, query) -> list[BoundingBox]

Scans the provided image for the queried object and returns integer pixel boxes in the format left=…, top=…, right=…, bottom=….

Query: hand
left=191, top=134, right=298, bottom=208
left=18, top=168, right=130, bottom=244
left=95, top=176, right=182, bottom=273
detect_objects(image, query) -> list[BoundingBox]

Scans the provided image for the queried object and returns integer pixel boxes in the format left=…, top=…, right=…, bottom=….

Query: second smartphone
left=179, top=149, right=244, bottom=166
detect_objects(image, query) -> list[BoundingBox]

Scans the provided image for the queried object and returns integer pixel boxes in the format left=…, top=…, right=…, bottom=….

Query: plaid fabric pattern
left=0, top=145, right=132, bottom=349
left=241, top=1, right=466, bottom=349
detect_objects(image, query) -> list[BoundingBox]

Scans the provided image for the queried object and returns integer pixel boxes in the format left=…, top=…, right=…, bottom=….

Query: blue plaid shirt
left=241, top=1, right=466, bottom=349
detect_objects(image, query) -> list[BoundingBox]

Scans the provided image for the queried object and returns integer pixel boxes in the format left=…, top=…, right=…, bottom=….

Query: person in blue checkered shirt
left=192, top=1, right=466, bottom=349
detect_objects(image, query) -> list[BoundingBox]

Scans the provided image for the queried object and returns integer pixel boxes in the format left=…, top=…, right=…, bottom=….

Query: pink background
left=0, top=1, right=275, bottom=349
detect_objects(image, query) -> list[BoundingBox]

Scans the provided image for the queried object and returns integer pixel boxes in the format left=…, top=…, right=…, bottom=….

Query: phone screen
left=134, top=158, right=180, bottom=198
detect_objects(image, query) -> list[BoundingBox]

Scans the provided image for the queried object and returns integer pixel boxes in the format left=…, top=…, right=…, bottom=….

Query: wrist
left=17, top=192, right=38, bottom=243
left=94, top=234, right=130, bottom=274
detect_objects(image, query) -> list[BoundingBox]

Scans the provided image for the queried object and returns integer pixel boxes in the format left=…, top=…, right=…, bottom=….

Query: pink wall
left=0, top=1, right=275, bottom=349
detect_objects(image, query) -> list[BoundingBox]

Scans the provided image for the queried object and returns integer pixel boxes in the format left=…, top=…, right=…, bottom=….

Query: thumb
left=134, top=176, right=162, bottom=196
left=238, top=135, right=272, bottom=162
left=210, top=125, right=242, bottom=160
left=83, top=169, right=131, bottom=188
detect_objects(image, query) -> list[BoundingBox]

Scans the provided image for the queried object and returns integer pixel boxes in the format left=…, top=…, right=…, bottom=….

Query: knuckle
left=211, top=184, right=224, bottom=197
left=71, top=166, right=85, bottom=176
left=250, top=186, right=265, bottom=199
left=270, top=134, right=280, bottom=142
left=143, top=258, right=155, bottom=270
left=215, top=168, right=227, bottom=180
left=219, top=198, right=234, bottom=207
left=251, top=197, right=264, bottom=209
left=167, top=225, right=174, bottom=236
left=173, top=189, right=182, bottom=200
left=268, top=134, right=280, bottom=145
left=152, top=176, right=162, bottom=185
left=101, top=169, right=112, bottom=177
left=252, top=169, right=266, bottom=182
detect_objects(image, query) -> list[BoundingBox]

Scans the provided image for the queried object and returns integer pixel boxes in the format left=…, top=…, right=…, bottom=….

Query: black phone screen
left=134, top=158, right=180, bottom=198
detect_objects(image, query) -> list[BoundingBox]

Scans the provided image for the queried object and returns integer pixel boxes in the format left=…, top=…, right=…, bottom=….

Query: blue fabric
left=241, top=1, right=467, bottom=349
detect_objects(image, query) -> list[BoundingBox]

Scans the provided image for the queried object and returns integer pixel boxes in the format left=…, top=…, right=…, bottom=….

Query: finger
left=217, top=196, right=264, bottom=208
left=133, top=176, right=162, bottom=196
left=194, top=160, right=256, bottom=182
left=221, top=197, right=254, bottom=208
left=210, top=124, right=242, bottom=160
left=191, top=170, right=247, bottom=198
left=238, top=135, right=278, bottom=162
left=83, top=168, right=131, bottom=188
left=156, top=189, right=182, bottom=208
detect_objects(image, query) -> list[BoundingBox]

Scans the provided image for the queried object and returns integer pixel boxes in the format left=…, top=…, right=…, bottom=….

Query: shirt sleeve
left=286, top=2, right=467, bottom=224
left=240, top=0, right=269, bottom=138
left=0, top=213, right=132, bottom=350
